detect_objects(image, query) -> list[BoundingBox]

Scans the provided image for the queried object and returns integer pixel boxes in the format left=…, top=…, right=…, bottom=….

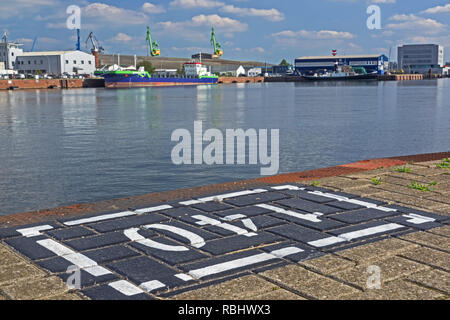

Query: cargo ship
left=96, top=61, right=218, bottom=88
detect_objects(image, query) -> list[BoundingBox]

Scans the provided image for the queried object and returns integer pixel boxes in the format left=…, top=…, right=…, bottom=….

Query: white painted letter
left=194, top=121, right=203, bottom=164
left=203, top=128, right=224, bottom=165
left=171, top=128, right=192, bottom=165
left=66, top=5, right=81, bottom=30
left=366, top=5, right=381, bottom=30
left=259, top=129, right=279, bottom=176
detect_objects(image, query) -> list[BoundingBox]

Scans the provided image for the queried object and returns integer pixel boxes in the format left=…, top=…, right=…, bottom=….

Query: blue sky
left=1, top=0, right=450, bottom=64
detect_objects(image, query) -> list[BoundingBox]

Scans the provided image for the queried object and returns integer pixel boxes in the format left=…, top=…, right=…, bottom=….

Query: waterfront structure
left=0, top=42, right=23, bottom=70
left=15, top=51, right=95, bottom=76
left=294, top=54, right=388, bottom=75
left=272, top=65, right=294, bottom=75
left=245, top=67, right=262, bottom=77
left=211, top=65, right=245, bottom=77
left=397, top=44, right=444, bottom=74
left=443, top=65, right=450, bottom=76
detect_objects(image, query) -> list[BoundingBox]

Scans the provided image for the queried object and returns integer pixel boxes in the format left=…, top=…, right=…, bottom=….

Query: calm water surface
left=1, top=80, right=449, bottom=215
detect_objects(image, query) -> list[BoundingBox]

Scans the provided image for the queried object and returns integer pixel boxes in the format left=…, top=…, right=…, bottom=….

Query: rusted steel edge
left=1, top=151, right=449, bottom=227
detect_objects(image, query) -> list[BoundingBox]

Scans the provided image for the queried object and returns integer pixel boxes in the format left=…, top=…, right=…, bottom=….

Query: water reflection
left=0, top=80, right=449, bottom=215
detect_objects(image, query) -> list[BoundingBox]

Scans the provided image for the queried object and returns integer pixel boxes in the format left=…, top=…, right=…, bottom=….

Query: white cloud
left=220, top=5, right=284, bottom=22
left=0, top=0, right=57, bottom=18
left=142, top=2, right=166, bottom=14
left=16, top=38, right=34, bottom=44
left=158, top=14, right=248, bottom=34
left=83, top=3, right=149, bottom=25
left=169, top=0, right=224, bottom=8
left=371, top=0, right=396, bottom=3
left=386, top=14, right=446, bottom=34
left=251, top=47, right=265, bottom=53
left=113, top=33, right=132, bottom=42
left=272, top=30, right=354, bottom=40
left=422, top=4, right=450, bottom=14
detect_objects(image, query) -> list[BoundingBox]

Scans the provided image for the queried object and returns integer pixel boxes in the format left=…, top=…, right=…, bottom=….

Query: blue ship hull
left=103, top=73, right=218, bottom=88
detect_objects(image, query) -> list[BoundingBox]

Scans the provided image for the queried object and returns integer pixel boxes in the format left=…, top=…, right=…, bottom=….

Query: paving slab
left=406, top=269, right=450, bottom=295
left=398, top=232, right=450, bottom=251
left=171, top=275, right=281, bottom=300
left=332, top=256, right=430, bottom=290
left=399, top=246, right=450, bottom=272
left=260, top=265, right=359, bottom=299
left=0, top=262, right=46, bottom=285
left=1, top=276, right=68, bottom=300
left=334, top=238, right=419, bottom=263
left=341, top=279, right=445, bottom=300
left=250, top=288, right=306, bottom=300
left=299, top=254, right=356, bottom=274
left=427, top=225, right=450, bottom=238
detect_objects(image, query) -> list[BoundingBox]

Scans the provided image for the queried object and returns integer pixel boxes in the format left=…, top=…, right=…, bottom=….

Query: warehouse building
left=0, top=41, right=23, bottom=70
left=294, top=54, right=389, bottom=75
left=15, top=50, right=95, bottom=76
left=397, top=44, right=444, bottom=74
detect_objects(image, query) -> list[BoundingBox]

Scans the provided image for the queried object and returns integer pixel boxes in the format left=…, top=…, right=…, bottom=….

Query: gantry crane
left=211, top=27, right=223, bottom=58
left=146, top=26, right=160, bottom=56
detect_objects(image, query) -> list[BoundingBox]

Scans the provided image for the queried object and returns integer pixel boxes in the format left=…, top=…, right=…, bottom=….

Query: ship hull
left=103, top=74, right=218, bottom=88
left=302, top=74, right=378, bottom=81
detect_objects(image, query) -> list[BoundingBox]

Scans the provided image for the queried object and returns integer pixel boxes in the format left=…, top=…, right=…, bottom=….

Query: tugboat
left=96, top=61, right=218, bottom=88
left=303, top=62, right=378, bottom=81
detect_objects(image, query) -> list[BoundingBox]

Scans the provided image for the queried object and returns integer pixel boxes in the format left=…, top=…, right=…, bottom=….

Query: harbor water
left=0, top=79, right=449, bottom=215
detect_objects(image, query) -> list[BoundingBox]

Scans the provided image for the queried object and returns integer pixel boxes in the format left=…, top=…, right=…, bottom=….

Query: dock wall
left=218, top=77, right=264, bottom=84
left=0, top=79, right=83, bottom=90
left=378, top=74, right=424, bottom=81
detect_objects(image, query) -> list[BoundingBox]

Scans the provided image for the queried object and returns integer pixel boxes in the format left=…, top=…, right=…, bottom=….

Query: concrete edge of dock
left=1, top=151, right=449, bottom=227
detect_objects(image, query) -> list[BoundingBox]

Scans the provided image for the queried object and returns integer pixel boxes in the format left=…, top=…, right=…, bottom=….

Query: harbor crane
left=210, top=27, right=223, bottom=58
left=85, top=31, right=104, bottom=68
left=146, top=26, right=160, bottom=56
left=85, top=31, right=104, bottom=53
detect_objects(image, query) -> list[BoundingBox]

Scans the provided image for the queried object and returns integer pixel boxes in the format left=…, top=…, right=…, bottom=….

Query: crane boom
left=210, top=27, right=223, bottom=57
left=85, top=32, right=104, bottom=53
left=146, top=26, right=160, bottom=57
left=31, top=36, right=38, bottom=52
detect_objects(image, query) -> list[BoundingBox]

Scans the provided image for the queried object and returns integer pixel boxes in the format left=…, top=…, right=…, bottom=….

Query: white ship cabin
left=184, top=61, right=212, bottom=77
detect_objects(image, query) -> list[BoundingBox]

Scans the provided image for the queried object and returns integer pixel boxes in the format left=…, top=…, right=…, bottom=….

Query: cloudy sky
left=1, top=0, right=450, bottom=64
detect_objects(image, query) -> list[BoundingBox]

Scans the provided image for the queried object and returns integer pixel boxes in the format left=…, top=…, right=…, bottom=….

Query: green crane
left=210, top=27, right=223, bottom=57
left=146, top=26, right=160, bottom=57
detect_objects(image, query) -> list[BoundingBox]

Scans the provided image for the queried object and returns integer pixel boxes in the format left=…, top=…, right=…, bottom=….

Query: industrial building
left=294, top=54, right=389, bottom=75
left=244, top=67, right=262, bottom=77
left=397, top=44, right=444, bottom=74
left=15, top=51, right=95, bottom=76
left=272, top=65, right=294, bottom=75
left=0, top=41, right=23, bottom=70
left=211, top=65, right=245, bottom=77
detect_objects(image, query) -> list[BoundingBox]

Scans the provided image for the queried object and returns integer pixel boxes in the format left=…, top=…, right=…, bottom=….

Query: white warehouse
left=15, top=51, right=95, bottom=76
left=0, top=42, right=23, bottom=70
